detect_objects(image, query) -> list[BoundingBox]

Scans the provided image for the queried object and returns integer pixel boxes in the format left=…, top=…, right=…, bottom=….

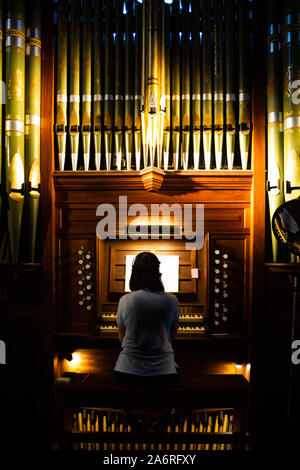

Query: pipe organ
left=54, top=0, right=253, bottom=172
left=3, top=0, right=300, bottom=454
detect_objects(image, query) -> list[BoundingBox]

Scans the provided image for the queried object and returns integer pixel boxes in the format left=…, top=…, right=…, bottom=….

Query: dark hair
left=129, top=252, right=164, bottom=292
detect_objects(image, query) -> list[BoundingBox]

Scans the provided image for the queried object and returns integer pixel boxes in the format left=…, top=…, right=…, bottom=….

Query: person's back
left=114, top=289, right=179, bottom=376
left=113, top=251, right=179, bottom=380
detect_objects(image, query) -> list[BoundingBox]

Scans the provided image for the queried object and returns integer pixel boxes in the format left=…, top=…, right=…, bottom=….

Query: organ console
left=1, top=0, right=299, bottom=454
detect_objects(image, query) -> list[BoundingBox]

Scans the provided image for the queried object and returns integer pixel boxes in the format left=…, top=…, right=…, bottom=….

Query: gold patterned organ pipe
left=213, top=0, right=224, bottom=170
left=238, top=0, right=251, bottom=170
left=69, top=0, right=80, bottom=171
left=55, top=0, right=67, bottom=171
left=144, top=0, right=160, bottom=167
left=191, top=0, right=201, bottom=170
left=202, top=0, right=212, bottom=170
left=125, top=1, right=134, bottom=170
left=283, top=0, right=300, bottom=202
left=82, top=0, right=92, bottom=171
left=104, top=0, right=114, bottom=170
left=162, top=1, right=171, bottom=170
left=225, top=0, right=236, bottom=170
left=114, top=0, right=124, bottom=171
left=5, top=0, right=25, bottom=262
left=158, top=0, right=166, bottom=169
left=141, top=0, right=147, bottom=168
left=0, top=1, right=2, bottom=219
left=25, top=0, right=41, bottom=262
left=52, top=0, right=257, bottom=174
left=181, top=0, right=190, bottom=170
left=134, top=0, right=142, bottom=170
left=93, top=0, right=102, bottom=171
left=266, top=0, right=284, bottom=261
left=171, top=0, right=180, bottom=170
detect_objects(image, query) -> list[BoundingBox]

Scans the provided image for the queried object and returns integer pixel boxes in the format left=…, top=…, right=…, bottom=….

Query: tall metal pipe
left=134, top=0, right=142, bottom=170
left=25, top=0, right=41, bottom=261
left=171, top=0, right=181, bottom=170
left=82, top=0, right=92, bottom=171
left=158, top=0, right=166, bottom=169
left=93, top=0, right=103, bottom=171
left=144, top=0, right=160, bottom=167
left=162, top=1, right=171, bottom=170
left=191, top=0, right=201, bottom=170
left=213, top=0, right=224, bottom=170
left=125, top=0, right=134, bottom=170
left=114, top=0, right=124, bottom=170
left=55, top=0, right=67, bottom=171
left=69, top=0, right=80, bottom=171
left=0, top=1, right=3, bottom=219
left=225, top=0, right=236, bottom=170
left=266, top=0, right=284, bottom=261
left=181, top=0, right=191, bottom=170
left=104, top=0, right=114, bottom=169
left=238, top=0, right=251, bottom=170
left=5, top=0, right=26, bottom=261
left=283, top=0, right=300, bottom=202
left=202, top=0, right=212, bottom=170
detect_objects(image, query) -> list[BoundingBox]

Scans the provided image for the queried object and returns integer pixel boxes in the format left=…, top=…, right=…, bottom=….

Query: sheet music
left=125, top=254, right=179, bottom=292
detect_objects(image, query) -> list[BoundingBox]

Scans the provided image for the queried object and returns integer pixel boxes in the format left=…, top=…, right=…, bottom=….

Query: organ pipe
left=52, top=0, right=256, bottom=173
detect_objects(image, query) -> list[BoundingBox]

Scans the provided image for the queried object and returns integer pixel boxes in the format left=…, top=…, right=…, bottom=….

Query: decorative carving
left=140, top=166, right=165, bottom=191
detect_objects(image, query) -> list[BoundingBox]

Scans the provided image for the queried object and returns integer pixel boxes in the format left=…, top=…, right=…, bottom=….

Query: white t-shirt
left=114, top=289, right=180, bottom=376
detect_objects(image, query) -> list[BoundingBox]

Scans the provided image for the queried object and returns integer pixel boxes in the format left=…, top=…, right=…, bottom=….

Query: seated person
left=114, top=252, right=179, bottom=385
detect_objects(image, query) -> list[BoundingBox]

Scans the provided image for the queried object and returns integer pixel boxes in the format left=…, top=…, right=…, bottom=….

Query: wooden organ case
left=46, top=0, right=266, bottom=451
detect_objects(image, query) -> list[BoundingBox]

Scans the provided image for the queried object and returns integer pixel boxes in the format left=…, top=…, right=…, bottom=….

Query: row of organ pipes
left=55, top=0, right=252, bottom=172
left=71, top=407, right=234, bottom=451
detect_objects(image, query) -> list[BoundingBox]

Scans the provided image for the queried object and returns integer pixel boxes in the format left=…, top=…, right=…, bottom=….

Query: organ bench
left=54, top=372, right=251, bottom=451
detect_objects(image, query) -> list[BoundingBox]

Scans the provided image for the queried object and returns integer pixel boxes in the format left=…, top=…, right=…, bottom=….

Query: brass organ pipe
left=114, top=0, right=124, bottom=170
left=134, top=0, right=142, bottom=170
left=213, top=0, right=224, bottom=170
left=104, top=0, right=114, bottom=170
left=145, top=0, right=160, bottom=167
left=69, top=0, right=80, bottom=171
left=25, top=0, right=41, bottom=262
left=266, top=0, right=284, bottom=261
left=56, top=0, right=67, bottom=171
left=238, top=0, right=251, bottom=170
left=125, top=0, right=134, bottom=170
left=141, top=0, right=147, bottom=167
left=283, top=0, right=300, bottom=202
left=6, top=0, right=25, bottom=262
left=93, top=0, right=102, bottom=171
left=202, top=0, right=212, bottom=170
left=82, top=0, right=92, bottom=171
left=181, top=0, right=190, bottom=170
left=158, top=0, right=166, bottom=169
left=225, top=0, right=236, bottom=170
left=0, top=1, right=2, bottom=219
left=171, top=0, right=181, bottom=170
left=162, top=1, right=171, bottom=170
left=191, top=0, right=201, bottom=170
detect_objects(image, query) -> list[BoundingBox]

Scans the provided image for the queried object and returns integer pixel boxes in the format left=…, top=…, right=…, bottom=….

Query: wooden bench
left=54, top=372, right=251, bottom=450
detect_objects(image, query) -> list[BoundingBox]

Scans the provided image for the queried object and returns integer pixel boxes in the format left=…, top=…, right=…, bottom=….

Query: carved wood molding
left=53, top=169, right=253, bottom=193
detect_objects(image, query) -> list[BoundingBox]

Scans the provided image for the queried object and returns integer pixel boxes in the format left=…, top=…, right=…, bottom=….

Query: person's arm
left=116, top=295, right=126, bottom=344
left=170, top=294, right=180, bottom=342
left=170, top=320, right=179, bottom=342
left=118, top=325, right=126, bottom=343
